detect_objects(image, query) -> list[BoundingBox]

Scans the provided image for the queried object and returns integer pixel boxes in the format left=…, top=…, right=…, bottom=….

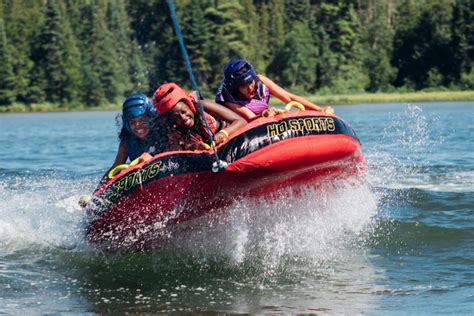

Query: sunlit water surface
left=0, top=102, right=472, bottom=314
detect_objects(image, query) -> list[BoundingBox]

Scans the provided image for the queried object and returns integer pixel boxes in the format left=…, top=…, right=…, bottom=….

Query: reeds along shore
left=1, top=91, right=473, bottom=113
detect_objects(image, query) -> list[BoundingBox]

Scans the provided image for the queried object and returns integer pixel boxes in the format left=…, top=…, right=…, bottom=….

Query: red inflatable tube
left=85, top=111, right=365, bottom=251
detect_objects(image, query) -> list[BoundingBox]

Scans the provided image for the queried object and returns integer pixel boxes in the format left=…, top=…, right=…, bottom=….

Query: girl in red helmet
left=153, top=83, right=246, bottom=150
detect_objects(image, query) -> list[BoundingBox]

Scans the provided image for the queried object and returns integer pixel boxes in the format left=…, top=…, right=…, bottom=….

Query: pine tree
left=313, top=2, right=368, bottom=93
left=106, top=0, right=132, bottom=94
left=284, top=0, right=310, bottom=26
left=31, top=0, right=82, bottom=104
left=81, top=62, right=104, bottom=106
left=240, top=0, right=263, bottom=71
left=361, top=0, right=396, bottom=91
left=155, top=25, right=186, bottom=89
left=183, top=0, right=212, bottom=90
left=128, top=0, right=182, bottom=93
left=279, top=22, right=317, bottom=91
left=128, top=39, right=149, bottom=94
left=392, top=0, right=421, bottom=88
left=393, top=0, right=454, bottom=89
left=79, top=2, right=121, bottom=104
left=3, top=0, right=43, bottom=103
left=256, top=2, right=271, bottom=68
left=34, top=0, right=64, bottom=103
left=0, top=18, right=15, bottom=105
left=59, top=1, right=82, bottom=104
left=202, top=0, right=254, bottom=87
left=205, top=1, right=250, bottom=59
left=268, top=0, right=285, bottom=61
left=450, top=0, right=474, bottom=87
left=31, top=0, right=67, bottom=103
left=206, top=27, right=229, bottom=89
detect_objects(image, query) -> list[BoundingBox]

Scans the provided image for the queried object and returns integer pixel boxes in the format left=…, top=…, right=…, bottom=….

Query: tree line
left=0, top=0, right=472, bottom=107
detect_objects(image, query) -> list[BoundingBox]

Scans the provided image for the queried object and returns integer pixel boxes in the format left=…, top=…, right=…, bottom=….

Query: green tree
left=259, top=0, right=285, bottom=75
left=2, top=0, right=43, bottom=103
left=183, top=0, right=212, bottom=90
left=205, top=28, right=229, bottom=89
left=106, top=0, right=132, bottom=94
left=284, top=0, right=310, bottom=26
left=205, top=1, right=250, bottom=58
left=60, top=1, right=83, bottom=104
left=240, top=0, right=263, bottom=71
left=273, top=22, right=317, bottom=91
left=313, top=2, right=368, bottom=93
left=204, top=0, right=251, bottom=86
left=79, top=2, right=122, bottom=104
left=393, top=0, right=454, bottom=89
left=361, top=0, right=396, bottom=91
left=32, top=0, right=63, bottom=103
left=392, top=0, right=420, bottom=88
left=32, top=0, right=82, bottom=104
left=128, top=39, right=149, bottom=94
left=0, top=18, right=15, bottom=105
left=268, top=0, right=285, bottom=54
left=450, top=0, right=474, bottom=87
left=81, top=62, right=104, bottom=106
left=256, top=1, right=271, bottom=68
left=128, top=0, right=181, bottom=92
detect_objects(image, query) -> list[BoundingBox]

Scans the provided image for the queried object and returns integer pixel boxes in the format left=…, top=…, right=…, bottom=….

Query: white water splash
left=0, top=104, right=442, bottom=258
left=168, top=177, right=378, bottom=275
left=364, top=104, right=463, bottom=192
left=0, top=175, right=95, bottom=252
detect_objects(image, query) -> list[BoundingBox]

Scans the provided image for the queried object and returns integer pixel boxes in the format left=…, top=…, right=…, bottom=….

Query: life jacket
left=125, top=135, right=157, bottom=161
left=124, top=116, right=182, bottom=160
left=215, top=78, right=270, bottom=115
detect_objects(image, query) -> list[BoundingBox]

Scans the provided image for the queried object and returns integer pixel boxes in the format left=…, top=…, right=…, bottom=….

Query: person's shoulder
left=215, top=80, right=228, bottom=103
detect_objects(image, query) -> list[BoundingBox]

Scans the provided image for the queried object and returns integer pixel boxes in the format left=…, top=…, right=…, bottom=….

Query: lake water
left=0, top=102, right=472, bottom=314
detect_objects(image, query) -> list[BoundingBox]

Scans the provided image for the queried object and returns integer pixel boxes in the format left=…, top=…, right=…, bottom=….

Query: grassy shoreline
left=1, top=90, right=473, bottom=113
left=306, top=90, right=474, bottom=106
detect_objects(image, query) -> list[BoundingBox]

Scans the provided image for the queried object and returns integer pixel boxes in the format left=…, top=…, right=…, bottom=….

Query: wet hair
left=117, top=114, right=129, bottom=142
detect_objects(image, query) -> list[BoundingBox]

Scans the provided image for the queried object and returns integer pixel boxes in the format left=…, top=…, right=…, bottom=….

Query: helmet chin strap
left=167, top=0, right=226, bottom=172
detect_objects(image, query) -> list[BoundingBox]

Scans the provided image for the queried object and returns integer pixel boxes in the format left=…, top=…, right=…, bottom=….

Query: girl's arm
left=258, top=74, right=334, bottom=114
left=201, top=100, right=247, bottom=144
left=98, top=141, right=128, bottom=186
left=224, top=102, right=257, bottom=122
left=109, top=141, right=129, bottom=170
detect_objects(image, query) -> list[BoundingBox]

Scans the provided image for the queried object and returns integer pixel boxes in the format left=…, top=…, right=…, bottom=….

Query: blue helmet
left=223, top=58, right=257, bottom=89
left=122, top=93, right=155, bottom=133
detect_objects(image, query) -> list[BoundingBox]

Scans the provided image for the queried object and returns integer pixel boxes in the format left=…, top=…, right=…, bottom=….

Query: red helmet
left=153, top=83, right=196, bottom=114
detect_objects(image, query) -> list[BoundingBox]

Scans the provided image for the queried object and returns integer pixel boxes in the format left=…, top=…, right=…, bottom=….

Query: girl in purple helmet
left=215, top=58, right=334, bottom=121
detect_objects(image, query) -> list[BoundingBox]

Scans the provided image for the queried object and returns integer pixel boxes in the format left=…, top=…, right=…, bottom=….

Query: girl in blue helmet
left=215, top=58, right=334, bottom=121
left=102, top=93, right=178, bottom=182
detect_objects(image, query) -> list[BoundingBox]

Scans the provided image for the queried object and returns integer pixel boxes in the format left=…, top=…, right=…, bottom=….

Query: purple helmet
left=223, top=58, right=257, bottom=89
left=122, top=93, right=155, bottom=133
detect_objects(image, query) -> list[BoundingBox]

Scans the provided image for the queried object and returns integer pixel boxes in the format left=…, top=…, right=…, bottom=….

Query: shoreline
left=1, top=90, right=473, bottom=113
left=306, top=90, right=474, bottom=106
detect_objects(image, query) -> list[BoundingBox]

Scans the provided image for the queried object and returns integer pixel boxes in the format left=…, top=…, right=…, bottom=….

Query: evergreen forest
left=0, top=0, right=472, bottom=108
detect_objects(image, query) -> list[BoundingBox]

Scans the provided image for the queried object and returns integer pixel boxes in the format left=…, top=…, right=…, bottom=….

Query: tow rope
left=166, top=0, right=227, bottom=172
